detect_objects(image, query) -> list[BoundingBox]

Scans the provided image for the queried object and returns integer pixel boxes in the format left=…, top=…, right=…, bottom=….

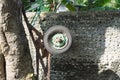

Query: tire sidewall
left=43, top=25, right=72, bottom=54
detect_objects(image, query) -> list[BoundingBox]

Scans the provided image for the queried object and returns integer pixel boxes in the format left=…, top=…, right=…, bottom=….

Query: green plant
left=22, top=0, right=120, bottom=26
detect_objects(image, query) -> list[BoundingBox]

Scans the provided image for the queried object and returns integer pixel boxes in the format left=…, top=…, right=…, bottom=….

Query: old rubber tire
left=43, top=25, right=72, bottom=54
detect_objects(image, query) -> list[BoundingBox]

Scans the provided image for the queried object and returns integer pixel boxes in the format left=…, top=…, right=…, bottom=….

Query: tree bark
left=0, top=0, right=33, bottom=80
left=0, top=54, right=5, bottom=80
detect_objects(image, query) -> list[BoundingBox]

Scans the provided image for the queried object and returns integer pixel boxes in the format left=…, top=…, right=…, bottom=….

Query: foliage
left=22, top=0, right=120, bottom=26
left=22, top=0, right=120, bottom=12
left=90, top=0, right=120, bottom=10
left=22, top=0, right=76, bottom=12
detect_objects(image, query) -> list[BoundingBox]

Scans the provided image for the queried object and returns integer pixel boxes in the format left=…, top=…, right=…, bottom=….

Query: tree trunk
left=0, top=0, right=33, bottom=80
left=0, top=54, right=5, bottom=80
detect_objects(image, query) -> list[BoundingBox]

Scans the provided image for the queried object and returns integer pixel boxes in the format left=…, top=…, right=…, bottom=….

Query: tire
left=43, top=25, right=72, bottom=54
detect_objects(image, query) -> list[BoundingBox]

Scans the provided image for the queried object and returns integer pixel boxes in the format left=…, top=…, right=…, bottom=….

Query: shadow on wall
left=42, top=12, right=120, bottom=80
left=98, top=70, right=120, bottom=80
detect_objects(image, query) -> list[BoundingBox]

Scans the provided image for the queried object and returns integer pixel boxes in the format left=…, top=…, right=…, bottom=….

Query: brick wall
left=41, top=11, right=120, bottom=80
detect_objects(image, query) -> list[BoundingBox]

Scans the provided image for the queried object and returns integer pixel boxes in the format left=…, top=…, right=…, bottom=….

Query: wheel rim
left=50, top=33, right=68, bottom=49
